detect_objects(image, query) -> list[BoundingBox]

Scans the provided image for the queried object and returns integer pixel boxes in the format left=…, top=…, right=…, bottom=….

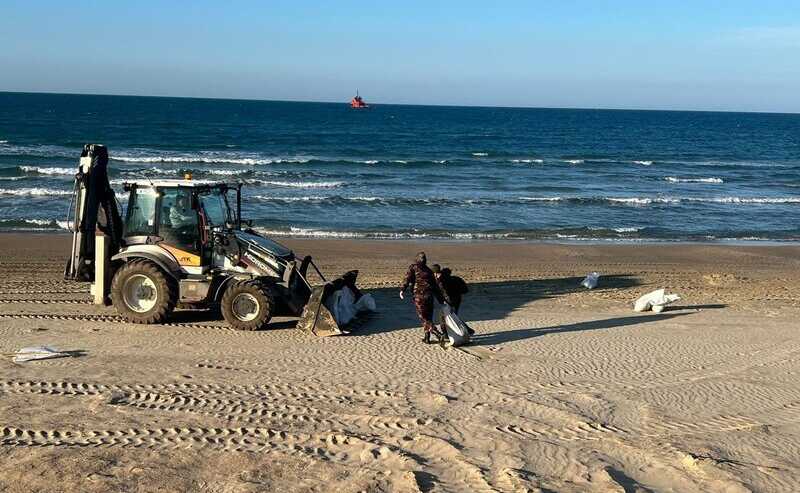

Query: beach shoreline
left=1, top=233, right=799, bottom=491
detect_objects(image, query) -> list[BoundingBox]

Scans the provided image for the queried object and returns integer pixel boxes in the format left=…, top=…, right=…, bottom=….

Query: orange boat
left=350, top=90, right=369, bottom=109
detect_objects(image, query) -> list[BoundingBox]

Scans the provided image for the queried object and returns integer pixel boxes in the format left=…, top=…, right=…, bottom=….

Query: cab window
left=159, top=187, right=198, bottom=252
left=125, top=187, right=157, bottom=236
left=199, top=188, right=231, bottom=226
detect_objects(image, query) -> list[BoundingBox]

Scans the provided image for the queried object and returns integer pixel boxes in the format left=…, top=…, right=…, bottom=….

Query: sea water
left=0, top=92, right=798, bottom=241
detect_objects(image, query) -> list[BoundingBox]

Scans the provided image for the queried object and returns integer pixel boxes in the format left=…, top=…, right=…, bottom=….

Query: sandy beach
left=1, top=233, right=799, bottom=492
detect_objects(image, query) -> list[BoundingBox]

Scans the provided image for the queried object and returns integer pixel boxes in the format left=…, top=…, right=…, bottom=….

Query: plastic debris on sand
left=12, top=346, right=71, bottom=363
left=633, top=289, right=681, bottom=313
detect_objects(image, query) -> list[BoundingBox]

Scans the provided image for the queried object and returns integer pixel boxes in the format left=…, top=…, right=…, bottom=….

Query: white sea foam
left=699, top=197, right=800, bottom=204
left=255, top=226, right=521, bottom=240
left=207, top=169, right=245, bottom=176
left=0, top=219, right=71, bottom=230
left=363, top=160, right=379, bottom=164
left=608, top=197, right=679, bottom=205
left=511, top=159, right=544, bottom=164
left=608, top=196, right=797, bottom=205
left=665, top=176, right=724, bottom=184
left=633, top=160, right=654, bottom=166
left=472, top=152, right=489, bottom=157
left=24, top=219, right=52, bottom=226
left=0, top=187, right=72, bottom=196
left=0, top=140, right=8, bottom=144
left=0, top=176, right=25, bottom=181
left=563, top=159, right=583, bottom=164
left=613, top=227, right=643, bottom=233
left=520, top=196, right=563, bottom=202
left=252, top=180, right=345, bottom=189
left=258, top=194, right=800, bottom=207
left=253, top=195, right=326, bottom=202
left=111, top=153, right=310, bottom=165
left=19, top=165, right=75, bottom=176
left=259, top=227, right=366, bottom=239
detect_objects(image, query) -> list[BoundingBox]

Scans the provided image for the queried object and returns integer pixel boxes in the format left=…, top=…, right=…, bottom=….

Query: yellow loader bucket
left=297, top=285, right=343, bottom=337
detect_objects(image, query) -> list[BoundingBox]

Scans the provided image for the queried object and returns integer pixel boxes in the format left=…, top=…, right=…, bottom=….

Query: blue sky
left=1, top=1, right=799, bottom=112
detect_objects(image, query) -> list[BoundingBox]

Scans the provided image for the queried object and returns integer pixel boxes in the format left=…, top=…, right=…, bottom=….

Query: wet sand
left=1, top=233, right=799, bottom=492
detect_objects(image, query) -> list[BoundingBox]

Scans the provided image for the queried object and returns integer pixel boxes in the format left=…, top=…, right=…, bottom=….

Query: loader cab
left=123, top=180, right=241, bottom=267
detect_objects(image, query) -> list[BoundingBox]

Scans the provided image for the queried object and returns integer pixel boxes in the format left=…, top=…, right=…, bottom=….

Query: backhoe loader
left=64, top=144, right=352, bottom=335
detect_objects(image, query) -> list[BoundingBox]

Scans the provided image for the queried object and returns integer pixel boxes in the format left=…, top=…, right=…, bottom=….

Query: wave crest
left=19, top=165, right=75, bottom=176
left=0, top=187, right=72, bottom=196
left=665, top=176, right=724, bottom=184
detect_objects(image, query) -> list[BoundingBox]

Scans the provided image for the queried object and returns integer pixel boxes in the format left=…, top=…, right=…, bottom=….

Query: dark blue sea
left=0, top=92, right=798, bottom=241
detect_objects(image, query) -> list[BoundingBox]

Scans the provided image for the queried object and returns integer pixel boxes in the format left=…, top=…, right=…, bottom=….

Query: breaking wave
left=251, top=194, right=800, bottom=207
left=665, top=176, right=724, bottom=184
left=511, top=159, right=544, bottom=164
left=18, top=165, right=75, bottom=176
left=256, top=226, right=530, bottom=240
left=206, top=169, right=249, bottom=176
left=0, top=187, right=72, bottom=196
left=111, top=153, right=311, bottom=165
left=246, top=180, right=345, bottom=188
left=633, top=160, right=654, bottom=166
left=562, top=159, right=583, bottom=164
left=0, top=218, right=70, bottom=230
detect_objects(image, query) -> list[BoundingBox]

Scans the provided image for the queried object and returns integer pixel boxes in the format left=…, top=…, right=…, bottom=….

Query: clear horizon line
left=1, top=89, right=798, bottom=116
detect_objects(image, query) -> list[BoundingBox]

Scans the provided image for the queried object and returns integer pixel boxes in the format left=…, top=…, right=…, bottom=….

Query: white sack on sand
left=634, top=289, right=681, bottom=312
left=441, top=304, right=471, bottom=347
left=581, top=272, right=600, bottom=289
left=325, top=287, right=358, bottom=326
left=13, top=346, right=69, bottom=363
left=355, top=294, right=376, bottom=313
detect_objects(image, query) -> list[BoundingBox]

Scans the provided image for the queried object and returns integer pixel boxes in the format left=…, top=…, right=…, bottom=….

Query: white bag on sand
left=13, top=346, right=68, bottom=363
left=634, top=289, right=681, bottom=313
left=581, top=272, right=600, bottom=289
left=441, top=304, right=471, bottom=347
left=326, top=287, right=358, bottom=326
left=354, top=294, right=376, bottom=313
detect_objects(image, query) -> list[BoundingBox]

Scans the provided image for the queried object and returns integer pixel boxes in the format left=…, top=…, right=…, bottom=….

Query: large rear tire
left=221, top=280, right=274, bottom=331
left=111, top=260, right=178, bottom=324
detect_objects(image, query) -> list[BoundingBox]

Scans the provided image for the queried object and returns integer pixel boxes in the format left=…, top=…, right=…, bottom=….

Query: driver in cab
left=170, top=194, right=195, bottom=230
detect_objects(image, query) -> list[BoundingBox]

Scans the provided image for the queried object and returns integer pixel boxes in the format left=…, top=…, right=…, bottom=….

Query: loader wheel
left=221, top=280, right=274, bottom=331
left=111, top=260, right=178, bottom=324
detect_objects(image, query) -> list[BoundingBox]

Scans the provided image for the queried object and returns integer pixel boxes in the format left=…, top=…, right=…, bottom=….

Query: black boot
left=434, top=328, right=447, bottom=347
left=423, top=331, right=431, bottom=344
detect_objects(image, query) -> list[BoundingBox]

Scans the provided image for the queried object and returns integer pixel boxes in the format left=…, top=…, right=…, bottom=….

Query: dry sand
left=1, top=233, right=799, bottom=492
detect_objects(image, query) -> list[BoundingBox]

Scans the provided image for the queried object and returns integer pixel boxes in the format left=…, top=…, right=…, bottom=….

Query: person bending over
left=400, top=252, right=450, bottom=344
left=433, top=265, right=469, bottom=314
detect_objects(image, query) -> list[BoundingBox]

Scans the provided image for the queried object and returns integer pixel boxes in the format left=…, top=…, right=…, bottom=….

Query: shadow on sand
left=171, top=274, right=691, bottom=345
left=351, top=274, right=643, bottom=337
left=469, top=312, right=691, bottom=347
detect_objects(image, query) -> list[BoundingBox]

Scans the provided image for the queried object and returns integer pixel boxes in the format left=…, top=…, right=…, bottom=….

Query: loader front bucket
left=297, top=285, right=343, bottom=337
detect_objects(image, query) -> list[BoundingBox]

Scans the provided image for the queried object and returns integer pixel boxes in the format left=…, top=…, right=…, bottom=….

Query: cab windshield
left=198, top=188, right=234, bottom=226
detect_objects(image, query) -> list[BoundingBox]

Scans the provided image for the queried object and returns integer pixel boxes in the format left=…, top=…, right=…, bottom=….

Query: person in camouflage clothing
left=400, top=252, right=451, bottom=344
